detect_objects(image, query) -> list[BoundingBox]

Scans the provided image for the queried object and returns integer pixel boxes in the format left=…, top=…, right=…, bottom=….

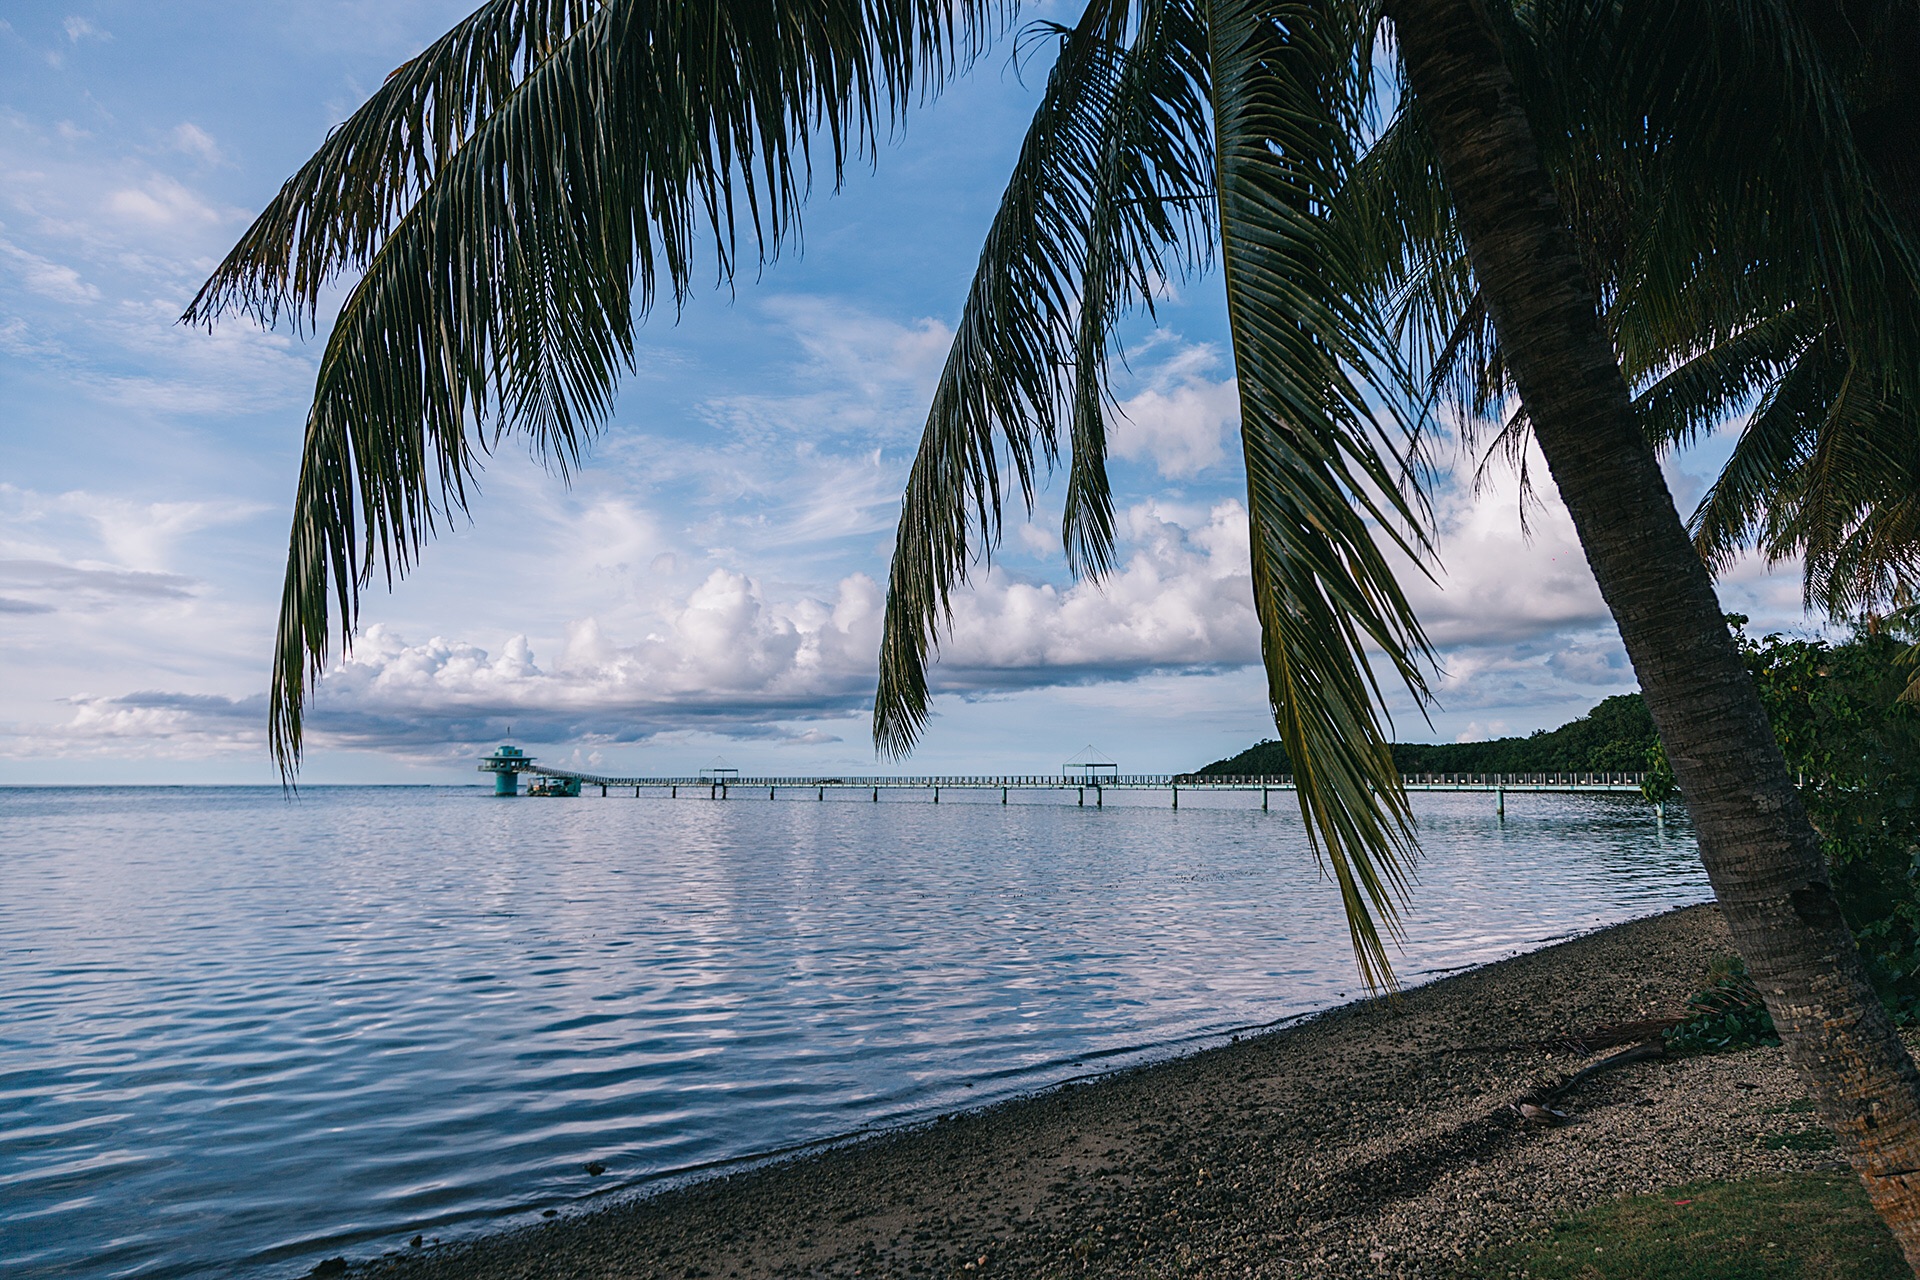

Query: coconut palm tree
left=1366, top=5, right=1920, bottom=1249
left=1373, top=1, right=1920, bottom=622
left=186, top=0, right=1920, bottom=1262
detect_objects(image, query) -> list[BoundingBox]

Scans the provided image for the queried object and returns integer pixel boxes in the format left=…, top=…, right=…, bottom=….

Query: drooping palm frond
left=874, top=0, right=1432, bottom=984
left=1208, top=0, right=1435, bottom=987
left=873, top=0, right=1215, bottom=754
left=1610, top=0, right=1920, bottom=408
left=1632, top=306, right=1820, bottom=454
left=1064, top=0, right=1217, bottom=576
left=193, top=0, right=1001, bottom=775
left=1759, top=373, right=1920, bottom=617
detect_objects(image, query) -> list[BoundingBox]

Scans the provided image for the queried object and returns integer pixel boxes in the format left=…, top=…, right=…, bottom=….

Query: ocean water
left=0, top=785, right=1706, bottom=1278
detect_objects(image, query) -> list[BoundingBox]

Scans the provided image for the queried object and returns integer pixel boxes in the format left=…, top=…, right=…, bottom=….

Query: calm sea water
left=0, top=785, right=1706, bottom=1279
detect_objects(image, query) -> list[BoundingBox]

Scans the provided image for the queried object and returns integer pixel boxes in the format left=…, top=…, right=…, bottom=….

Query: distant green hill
left=1195, top=692, right=1657, bottom=776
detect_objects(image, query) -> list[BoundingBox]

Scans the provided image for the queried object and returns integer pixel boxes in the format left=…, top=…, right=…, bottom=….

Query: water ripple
left=0, top=785, right=1706, bottom=1278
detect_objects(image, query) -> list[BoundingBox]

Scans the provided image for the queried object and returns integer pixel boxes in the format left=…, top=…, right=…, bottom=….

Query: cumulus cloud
left=1403, top=458, right=1612, bottom=646
left=17, top=502, right=1263, bottom=758
left=27, top=690, right=261, bottom=758
left=1108, top=342, right=1238, bottom=478
left=305, top=507, right=1255, bottom=740
left=9, top=453, right=1817, bottom=763
left=290, top=570, right=892, bottom=748
left=934, top=501, right=1258, bottom=682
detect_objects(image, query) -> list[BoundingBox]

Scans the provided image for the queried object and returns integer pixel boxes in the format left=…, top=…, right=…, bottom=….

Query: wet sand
left=360, top=904, right=1850, bottom=1278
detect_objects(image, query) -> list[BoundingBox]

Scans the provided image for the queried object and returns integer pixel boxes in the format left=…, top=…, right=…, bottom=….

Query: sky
left=0, top=2, right=1817, bottom=785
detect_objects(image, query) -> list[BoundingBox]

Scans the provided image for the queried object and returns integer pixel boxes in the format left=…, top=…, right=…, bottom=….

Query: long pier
left=477, top=747, right=1657, bottom=815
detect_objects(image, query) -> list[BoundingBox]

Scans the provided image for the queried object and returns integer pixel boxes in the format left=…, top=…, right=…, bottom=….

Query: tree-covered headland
left=1197, top=692, right=1658, bottom=777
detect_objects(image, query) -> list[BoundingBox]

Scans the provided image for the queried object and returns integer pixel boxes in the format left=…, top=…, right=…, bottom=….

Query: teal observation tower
left=478, top=745, right=583, bottom=796
left=479, top=744, right=528, bottom=796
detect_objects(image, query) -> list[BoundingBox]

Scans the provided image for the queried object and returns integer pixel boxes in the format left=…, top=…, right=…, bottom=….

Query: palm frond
left=243, top=0, right=1000, bottom=775
left=1688, top=336, right=1837, bottom=575
left=1368, top=1, right=1920, bottom=628
left=185, top=0, right=604, bottom=330
left=1207, top=0, right=1434, bottom=988
left=1769, top=373, right=1920, bottom=616
left=1633, top=304, right=1821, bottom=452
left=873, top=0, right=1216, bottom=754
left=1065, top=0, right=1217, bottom=577
left=1601, top=0, right=1920, bottom=402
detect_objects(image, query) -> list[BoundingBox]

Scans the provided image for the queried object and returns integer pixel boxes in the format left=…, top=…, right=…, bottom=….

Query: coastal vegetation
left=1215, top=619, right=1920, bottom=1030
left=1739, top=618, right=1920, bottom=1028
left=189, top=0, right=1920, bottom=1262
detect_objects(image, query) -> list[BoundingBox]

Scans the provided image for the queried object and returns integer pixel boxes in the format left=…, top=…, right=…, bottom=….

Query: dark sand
left=360, top=904, right=1854, bottom=1278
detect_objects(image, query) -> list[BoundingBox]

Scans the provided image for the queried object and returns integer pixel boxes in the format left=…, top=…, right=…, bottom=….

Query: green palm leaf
left=1064, top=0, right=1216, bottom=577
left=192, top=0, right=1001, bottom=775
left=875, top=0, right=1433, bottom=984
left=1207, top=0, right=1434, bottom=987
left=874, top=0, right=1215, bottom=754
left=1688, top=335, right=1838, bottom=577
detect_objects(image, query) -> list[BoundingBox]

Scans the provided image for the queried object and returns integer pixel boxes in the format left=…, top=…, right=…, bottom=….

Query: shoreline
left=356, top=903, right=1852, bottom=1279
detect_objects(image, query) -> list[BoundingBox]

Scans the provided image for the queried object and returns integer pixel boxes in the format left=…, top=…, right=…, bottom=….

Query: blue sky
left=0, top=2, right=1813, bottom=784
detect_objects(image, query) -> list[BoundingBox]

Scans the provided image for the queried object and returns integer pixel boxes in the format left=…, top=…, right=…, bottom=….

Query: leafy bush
left=1736, top=617, right=1920, bottom=1025
left=1665, top=956, right=1778, bottom=1054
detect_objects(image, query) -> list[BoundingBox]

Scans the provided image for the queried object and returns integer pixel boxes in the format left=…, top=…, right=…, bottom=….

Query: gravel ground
left=354, top=904, right=1858, bottom=1279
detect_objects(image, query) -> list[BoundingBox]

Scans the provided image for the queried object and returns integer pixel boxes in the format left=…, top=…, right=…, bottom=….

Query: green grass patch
left=1761, top=1127, right=1838, bottom=1151
left=1460, top=1173, right=1903, bottom=1279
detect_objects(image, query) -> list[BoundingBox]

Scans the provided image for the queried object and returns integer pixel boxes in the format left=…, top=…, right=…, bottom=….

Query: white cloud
left=63, top=17, right=109, bottom=43
left=692, top=297, right=951, bottom=450
left=13, top=502, right=1261, bottom=757
left=0, top=235, right=98, bottom=303
left=105, top=175, right=224, bottom=229
left=766, top=295, right=951, bottom=408
left=1403, top=454, right=1612, bottom=646
left=0, top=558, right=197, bottom=605
left=1, top=485, right=267, bottom=573
left=1109, top=342, right=1238, bottom=478
left=301, top=569, right=887, bottom=731
left=169, top=123, right=222, bottom=166
left=935, top=500, right=1258, bottom=678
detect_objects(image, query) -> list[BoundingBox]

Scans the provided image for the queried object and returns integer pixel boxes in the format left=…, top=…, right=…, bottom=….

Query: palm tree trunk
left=1384, top=0, right=1920, bottom=1264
